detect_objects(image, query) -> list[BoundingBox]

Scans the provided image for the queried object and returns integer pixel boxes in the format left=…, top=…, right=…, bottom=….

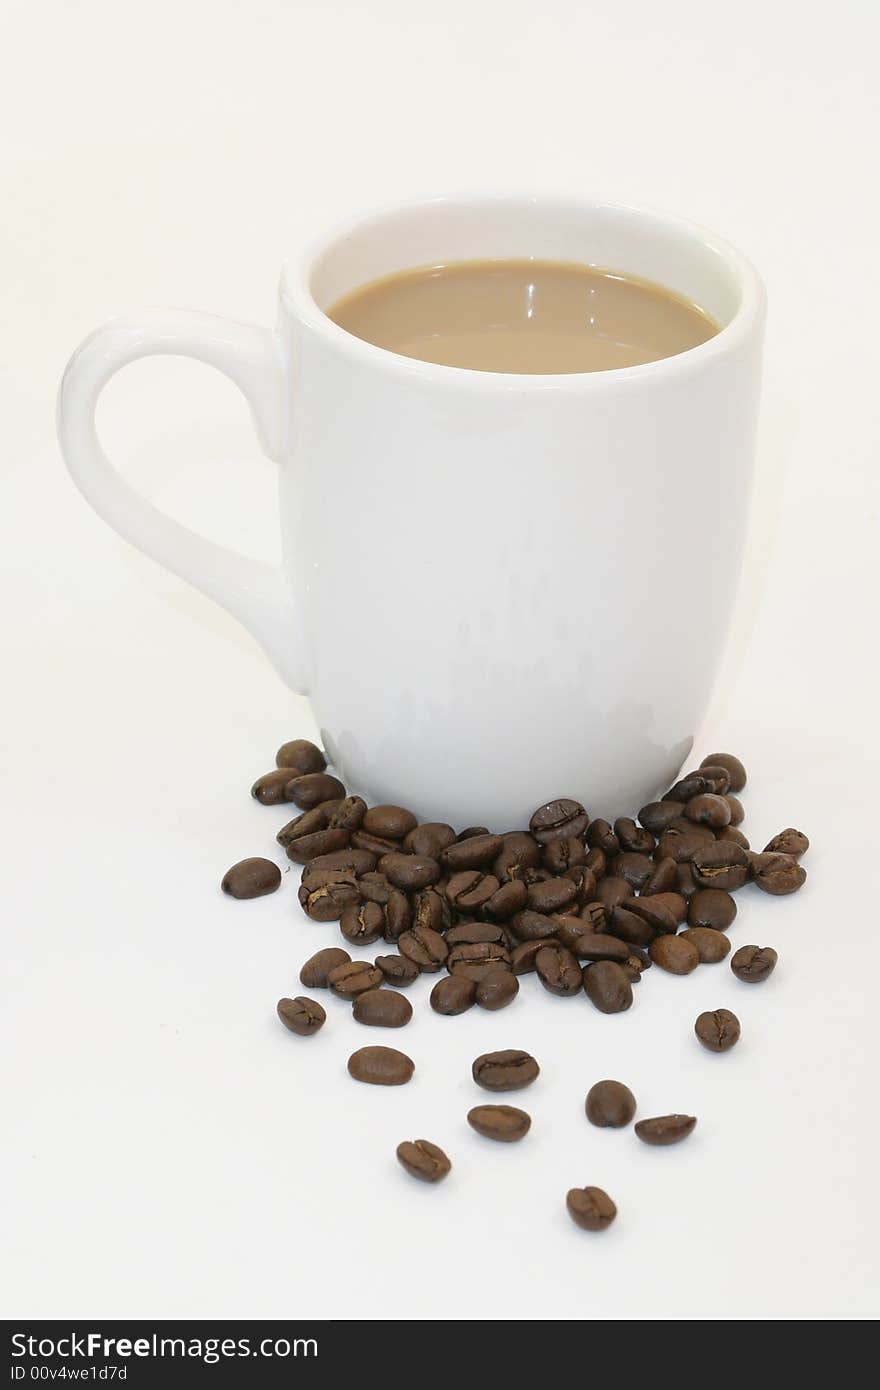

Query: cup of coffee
left=57, top=194, right=765, bottom=825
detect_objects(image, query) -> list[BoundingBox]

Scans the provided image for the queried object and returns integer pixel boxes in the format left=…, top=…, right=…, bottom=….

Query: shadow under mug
left=57, top=194, right=765, bottom=826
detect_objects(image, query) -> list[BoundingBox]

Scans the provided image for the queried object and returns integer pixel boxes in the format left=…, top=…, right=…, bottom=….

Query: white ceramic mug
left=58, top=194, right=765, bottom=826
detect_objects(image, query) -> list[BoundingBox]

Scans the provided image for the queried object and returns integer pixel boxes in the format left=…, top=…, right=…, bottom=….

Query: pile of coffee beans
left=222, top=742, right=809, bottom=1232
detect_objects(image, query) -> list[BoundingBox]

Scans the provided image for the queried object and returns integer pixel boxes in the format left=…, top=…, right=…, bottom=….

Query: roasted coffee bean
left=472, top=1049, right=540, bottom=1091
left=695, top=1008, right=741, bottom=1052
left=608, top=852, right=655, bottom=891
left=447, top=941, right=512, bottom=981
left=582, top=961, right=633, bottom=1013
left=749, top=851, right=806, bottom=895
left=251, top=769, right=296, bottom=805
left=493, top=831, right=543, bottom=882
left=606, top=907, right=655, bottom=947
left=379, top=852, right=439, bottom=892
left=553, top=915, right=593, bottom=951
left=298, top=873, right=361, bottom=921
left=564, top=865, right=598, bottom=906
left=325, top=796, right=367, bottom=831
left=596, top=876, right=633, bottom=912
left=351, top=830, right=403, bottom=856
left=457, top=825, right=491, bottom=841
left=509, top=910, right=558, bottom=942
left=352, top=989, right=413, bottom=1028
left=685, top=793, right=731, bottom=828
left=430, top=975, right=477, bottom=1015
left=716, top=826, right=750, bottom=849
left=700, top=751, right=746, bottom=792
left=691, top=841, right=750, bottom=891
left=579, top=900, right=607, bottom=933
left=362, top=805, right=417, bottom=840
left=635, top=1114, right=696, bottom=1146
left=585, top=1079, right=636, bottom=1128
left=668, top=765, right=731, bottom=800
left=442, top=834, right=504, bottom=871
left=624, top=893, right=685, bottom=933
left=566, top=1186, right=617, bottom=1232
left=328, top=960, right=384, bottom=998
left=348, top=1046, right=414, bottom=1086
left=275, top=739, right=327, bottom=774
left=731, top=944, right=777, bottom=982
left=641, top=857, right=679, bottom=897
left=568, top=931, right=630, bottom=963
left=725, top=795, right=745, bottom=825
left=622, top=955, right=648, bottom=983
left=526, top=876, right=578, bottom=914
left=667, top=815, right=715, bottom=839
left=679, top=926, right=730, bottom=963
left=764, top=828, right=809, bottom=859
left=374, top=953, right=420, bottom=987
left=357, top=871, right=395, bottom=906
left=687, top=888, right=737, bottom=930
left=657, top=827, right=714, bottom=864
left=276, top=806, right=328, bottom=847
left=340, top=901, right=386, bottom=945
left=285, top=828, right=351, bottom=863
left=221, top=857, right=281, bottom=899
left=637, top=800, right=686, bottom=834
left=535, top=944, right=582, bottom=996
left=676, top=863, right=699, bottom=899
left=649, top=934, right=699, bottom=975
left=383, top=891, right=411, bottom=943
left=481, top=879, right=528, bottom=920
left=412, top=887, right=450, bottom=935
left=542, top=837, right=587, bottom=874
left=446, top=870, right=500, bottom=913
left=284, top=772, right=346, bottom=809
left=300, top=946, right=351, bottom=989
left=586, top=818, right=619, bottom=855
left=404, top=822, right=456, bottom=857
left=302, top=848, right=377, bottom=881
left=583, top=846, right=607, bottom=879
left=468, top=1104, right=531, bottom=1142
left=277, top=996, right=326, bottom=1036
left=476, top=968, right=519, bottom=1011
left=446, top=921, right=508, bottom=947
left=529, top=799, right=589, bottom=844
left=398, top=924, right=448, bottom=972
left=396, top=1139, right=450, bottom=1182
left=511, top=939, right=553, bottom=974
left=613, top=817, right=656, bottom=854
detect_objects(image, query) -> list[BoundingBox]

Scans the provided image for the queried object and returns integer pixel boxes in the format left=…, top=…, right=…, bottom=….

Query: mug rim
left=279, top=192, right=766, bottom=389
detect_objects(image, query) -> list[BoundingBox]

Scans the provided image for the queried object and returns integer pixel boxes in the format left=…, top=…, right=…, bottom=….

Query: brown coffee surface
left=327, top=258, right=717, bottom=373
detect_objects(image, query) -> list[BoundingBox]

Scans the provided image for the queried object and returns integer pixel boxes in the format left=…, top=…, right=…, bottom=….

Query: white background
left=2, top=0, right=879, bottom=1322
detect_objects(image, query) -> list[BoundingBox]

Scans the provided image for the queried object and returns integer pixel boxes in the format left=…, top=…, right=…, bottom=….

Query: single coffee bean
left=695, top=1008, right=741, bottom=1052
left=716, top=826, right=751, bottom=849
left=637, top=800, right=686, bottom=834
left=277, top=996, right=326, bottom=1036
left=511, top=938, right=555, bottom=974
left=300, top=946, right=351, bottom=989
left=445, top=921, right=508, bottom=946
left=685, top=793, right=732, bottom=828
left=623, top=894, right=683, bottom=933
left=725, top=795, right=745, bottom=825
left=526, top=876, right=578, bottom=914
left=566, top=1186, right=617, bottom=1232
left=276, top=806, right=328, bottom=847
left=285, top=828, right=351, bottom=864
left=542, top=837, right=587, bottom=873
left=586, top=818, right=620, bottom=854
left=641, top=856, right=679, bottom=895
left=357, top=871, right=395, bottom=906
left=297, top=873, right=361, bottom=922
left=667, top=815, right=715, bottom=839
left=446, top=869, right=500, bottom=913
left=221, top=857, right=281, bottom=899
left=553, top=915, right=592, bottom=951
left=731, top=944, right=778, bottom=982
left=362, top=804, right=417, bottom=840
left=700, top=751, right=746, bottom=792
left=690, top=841, right=750, bottom=891
left=535, top=944, right=583, bottom=997
left=605, top=907, right=655, bottom=947
left=348, top=1045, right=414, bottom=1086
left=679, top=926, right=731, bottom=963
left=579, top=900, right=607, bottom=932
left=328, top=960, right=384, bottom=998
left=340, top=901, right=386, bottom=946
left=468, top=1104, right=531, bottom=1142
left=352, top=989, right=413, bottom=1028
left=476, top=968, right=519, bottom=1011
left=275, top=738, right=326, bottom=774
left=493, top=831, right=543, bottom=882
left=398, top=924, right=449, bottom=972
left=457, top=825, right=491, bottom=841
left=481, top=878, right=528, bottom=920
left=302, top=848, right=376, bottom=880
left=622, top=949, right=652, bottom=981
left=442, top=834, right=504, bottom=871
left=430, top=974, right=477, bottom=1015
left=472, top=1049, right=540, bottom=1091
left=764, top=828, right=809, bottom=859
left=563, top=865, right=598, bottom=906
left=676, top=863, right=699, bottom=899
left=379, top=852, right=440, bottom=892
left=374, top=953, right=420, bottom=987
left=596, top=876, right=633, bottom=912
left=284, top=772, right=346, bottom=809
left=509, top=910, right=558, bottom=942
left=583, top=846, right=607, bottom=879
left=529, top=798, right=589, bottom=844
left=582, top=960, right=633, bottom=1013
left=404, top=822, right=456, bottom=857
left=568, top=931, right=630, bottom=963
left=586, top=1079, right=636, bottom=1128
left=657, top=827, right=715, bottom=863
left=668, top=765, right=731, bottom=799
left=351, top=829, right=403, bottom=856
left=749, top=851, right=806, bottom=895
left=325, top=795, right=367, bottom=831
left=396, top=1138, right=450, bottom=1182
left=383, top=890, right=412, bottom=943
left=251, top=769, right=296, bottom=805
left=687, top=888, right=737, bottom=930
left=613, top=817, right=656, bottom=854
left=447, top=941, right=512, bottom=981
left=608, top=852, right=655, bottom=891
left=635, top=1114, right=697, bottom=1145
left=649, top=934, right=699, bottom=975
left=412, top=886, right=450, bottom=935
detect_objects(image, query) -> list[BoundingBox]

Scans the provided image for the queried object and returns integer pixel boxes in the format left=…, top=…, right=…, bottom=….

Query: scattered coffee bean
left=566, top=1186, right=617, bottom=1231
left=468, top=1104, right=531, bottom=1142
left=276, top=806, right=328, bottom=847
left=445, top=921, right=508, bottom=946
left=404, top=822, right=456, bottom=857
left=669, top=765, right=731, bottom=799
left=482, top=878, right=528, bottom=919
left=299, top=946, right=351, bottom=989
left=396, top=1138, right=450, bottom=1182
left=608, top=851, right=655, bottom=890
left=328, top=960, right=384, bottom=998
left=637, top=801, right=686, bottom=834
left=763, top=828, right=809, bottom=859
left=412, top=886, right=450, bottom=934
left=570, top=931, right=630, bottom=963
left=348, top=1045, right=414, bottom=1085
left=690, top=841, right=750, bottom=891
left=251, top=769, right=296, bottom=805
left=379, top=852, right=440, bottom=892
left=447, top=941, right=512, bottom=981
left=494, top=832, right=542, bottom=881
left=695, top=1008, right=741, bottom=1052
left=457, top=825, right=491, bottom=841
left=374, top=953, right=420, bottom=987
left=284, top=772, right=346, bottom=809
left=277, top=996, right=326, bottom=1035
left=657, top=826, right=715, bottom=863
left=649, top=935, right=699, bottom=975
left=446, top=869, right=500, bottom=912
left=303, top=848, right=377, bottom=879
left=430, top=975, right=477, bottom=1014
left=442, top=834, right=504, bottom=871
left=687, top=888, right=737, bottom=930
left=529, top=799, right=589, bottom=844
left=351, top=829, right=402, bottom=856
left=613, top=817, right=656, bottom=854
left=675, top=862, right=699, bottom=898
left=221, top=857, right=281, bottom=899
left=509, top=909, right=558, bottom=942
left=275, top=739, right=326, bottom=774
left=383, top=890, right=412, bottom=942
left=679, top=926, right=731, bottom=963
left=362, top=805, right=417, bottom=840
left=542, top=837, right=587, bottom=874
left=685, top=793, right=731, bottom=828
left=285, top=827, right=351, bottom=863
left=596, top=876, right=633, bottom=912
left=511, top=938, right=554, bottom=974
left=526, top=876, right=578, bottom=914
left=398, top=924, right=449, bottom=972
left=352, top=989, right=413, bottom=1028
left=622, top=949, right=652, bottom=981
left=725, top=795, right=745, bottom=825
left=297, top=871, right=361, bottom=921
left=579, top=900, right=607, bottom=932
left=624, top=893, right=684, bottom=933
left=476, top=968, right=519, bottom=1010
left=325, top=796, right=367, bottom=830
left=605, top=907, right=654, bottom=947
left=563, top=865, right=598, bottom=906
left=635, top=1114, right=696, bottom=1145
left=536, top=944, right=583, bottom=996
left=641, top=856, right=679, bottom=895
left=731, top=944, right=777, bottom=982
left=749, top=851, right=806, bottom=895
left=338, top=902, right=384, bottom=946
left=583, top=846, right=607, bottom=878
left=700, top=751, right=746, bottom=792
left=472, top=1049, right=540, bottom=1091
left=586, top=1079, right=636, bottom=1128
left=586, top=818, right=620, bottom=854
left=716, top=826, right=750, bottom=849
left=582, top=961, right=633, bottom=1013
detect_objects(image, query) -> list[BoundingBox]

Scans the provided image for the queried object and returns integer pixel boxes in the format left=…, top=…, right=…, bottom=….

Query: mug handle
left=56, top=309, right=304, bottom=690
